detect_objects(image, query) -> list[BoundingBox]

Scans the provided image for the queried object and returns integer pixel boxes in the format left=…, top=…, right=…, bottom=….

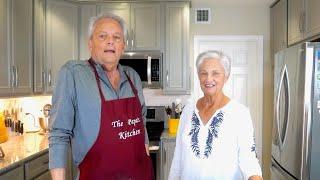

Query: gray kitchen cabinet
left=288, top=0, right=320, bottom=45
left=98, top=2, right=162, bottom=51
left=288, top=0, right=305, bottom=45
left=305, top=0, right=320, bottom=39
left=163, top=2, right=190, bottom=95
left=45, top=0, right=79, bottom=93
left=130, top=3, right=162, bottom=51
left=33, top=0, right=46, bottom=93
left=0, top=164, right=24, bottom=180
left=0, top=0, right=10, bottom=96
left=24, top=152, right=49, bottom=180
left=0, top=0, right=33, bottom=96
left=271, top=0, right=287, bottom=54
left=160, top=138, right=176, bottom=180
left=79, top=4, right=97, bottom=60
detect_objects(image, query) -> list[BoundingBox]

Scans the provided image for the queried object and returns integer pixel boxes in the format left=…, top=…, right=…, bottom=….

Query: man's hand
left=51, top=168, right=66, bottom=180
left=145, top=144, right=150, bottom=156
left=249, top=175, right=263, bottom=180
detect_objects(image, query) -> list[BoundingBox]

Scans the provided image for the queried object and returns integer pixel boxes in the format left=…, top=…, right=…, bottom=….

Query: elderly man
left=49, top=13, right=153, bottom=180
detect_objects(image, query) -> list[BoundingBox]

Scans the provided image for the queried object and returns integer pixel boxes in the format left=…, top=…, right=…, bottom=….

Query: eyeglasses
left=96, top=33, right=124, bottom=43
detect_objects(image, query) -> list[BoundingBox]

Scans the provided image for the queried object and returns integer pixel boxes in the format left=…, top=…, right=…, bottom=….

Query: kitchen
left=0, top=0, right=319, bottom=179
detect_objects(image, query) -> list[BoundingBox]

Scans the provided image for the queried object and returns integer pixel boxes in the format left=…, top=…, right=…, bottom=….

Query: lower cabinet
left=160, top=138, right=176, bottom=180
left=0, top=149, right=75, bottom=180
left=25, top=152, right=49, bottom=179
left=0, top=164, right=24, bottom=180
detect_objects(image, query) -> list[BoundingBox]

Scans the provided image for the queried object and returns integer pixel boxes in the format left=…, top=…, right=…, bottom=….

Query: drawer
left=0, top=165, right=24, bottom=180
left=25, top=152, right=49, bottom=180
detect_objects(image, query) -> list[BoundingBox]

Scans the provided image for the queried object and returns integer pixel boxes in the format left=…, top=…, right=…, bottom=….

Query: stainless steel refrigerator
left=271, top=42, right=320, bottom=180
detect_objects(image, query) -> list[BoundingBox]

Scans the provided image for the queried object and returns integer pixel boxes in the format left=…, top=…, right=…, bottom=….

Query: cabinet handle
left=42, top=71, right=46, bottom=89
left=166, top=70, right=169, bottom=87
left=48, top=70, right=52, bottom=87
left=164, top=147, right=166, bottom=165
left=302, top=11, right=306, bottom=33
left=131, top=29, right=134, bottom=48
left=299, top=12, right=304, bottom=33
left=126, top=39, right=129, bottom=47
left=15, top=66, right=18, bottom=87
left=11, top=66, right=15, bottom=87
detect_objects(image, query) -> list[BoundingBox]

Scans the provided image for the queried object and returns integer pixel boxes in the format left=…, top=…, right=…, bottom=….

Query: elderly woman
left=169, top=50, right=262, bottom=180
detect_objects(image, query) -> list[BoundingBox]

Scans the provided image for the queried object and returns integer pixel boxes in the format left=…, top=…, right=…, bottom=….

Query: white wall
left=189, top=1, right=272, bottom=179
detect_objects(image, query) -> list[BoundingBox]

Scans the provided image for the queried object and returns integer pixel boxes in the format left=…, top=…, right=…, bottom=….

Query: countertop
left=160, top=129, right=177, bottom=141
left=0, top=132, right=48, bottom=172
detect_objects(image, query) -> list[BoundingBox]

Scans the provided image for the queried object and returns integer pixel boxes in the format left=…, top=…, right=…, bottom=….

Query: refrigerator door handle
left=276, top=65, right=290, bottom=150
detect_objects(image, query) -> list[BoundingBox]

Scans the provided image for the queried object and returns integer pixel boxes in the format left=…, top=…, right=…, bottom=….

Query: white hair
left=196, top=50, right=231, bottom=77
left=88, top=13, right=128, bottom=43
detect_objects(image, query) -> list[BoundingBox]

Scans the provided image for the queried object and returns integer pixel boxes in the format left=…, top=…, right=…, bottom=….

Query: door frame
left=193, top=35, right=264, bottom=161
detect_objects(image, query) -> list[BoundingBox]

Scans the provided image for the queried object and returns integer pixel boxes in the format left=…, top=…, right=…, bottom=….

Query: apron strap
left=124, top=72, right=138, bottom=97
left=88, top=59, right=106, bottom=102
left=88, top=59, right=139, bottom=101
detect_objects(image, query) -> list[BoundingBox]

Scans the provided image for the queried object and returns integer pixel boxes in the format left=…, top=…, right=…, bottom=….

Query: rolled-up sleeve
left=238, top=109, right=262, bottom=179
left=49, top=63, right=76, bottom=169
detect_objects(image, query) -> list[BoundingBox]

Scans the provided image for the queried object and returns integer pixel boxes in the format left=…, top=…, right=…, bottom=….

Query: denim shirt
left=48, top=60, right=148, bottom=169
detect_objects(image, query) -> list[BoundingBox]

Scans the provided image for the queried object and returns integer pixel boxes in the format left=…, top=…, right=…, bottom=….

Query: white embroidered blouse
left=168, top=99, right=262, bottom=180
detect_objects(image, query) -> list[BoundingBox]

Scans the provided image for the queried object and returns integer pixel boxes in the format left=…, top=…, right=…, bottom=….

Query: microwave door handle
left=147, top=56, right=152, bottom=85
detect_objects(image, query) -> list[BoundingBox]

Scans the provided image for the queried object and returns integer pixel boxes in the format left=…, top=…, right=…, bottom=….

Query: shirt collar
left=90, top=58, right=128, bottom=85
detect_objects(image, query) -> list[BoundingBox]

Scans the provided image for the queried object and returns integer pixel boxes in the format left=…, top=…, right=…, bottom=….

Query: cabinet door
left=0, top=0, right=12, bottom=96
left=98, top=3, right=131, bottom=50
left=271, top=0, right=287, bottom=54
left=164, top=2, right=190, bottom=95
left=34, top=0, right=46, bottom=93
left=25, top=152, right=49, bottom=180
left=0, top=165, right=24, bottom=180
left=11, top=0, right=33, bottom=95
left=161, top=139, right=176, bottom=180
left=305, top=0, right=320, bottom=39
left=131, top=3, right=161, bottom=50
left=288, top=0, right=304, bottom=45
left=46, top=0, right=79, bottom=93
left=79, top=4, right=97, bottom=60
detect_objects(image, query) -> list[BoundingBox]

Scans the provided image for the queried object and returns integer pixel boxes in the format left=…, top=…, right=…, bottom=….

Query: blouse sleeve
left=238, top=108, right=262, bottom=179
left=168, top=103, right=190, bottom=180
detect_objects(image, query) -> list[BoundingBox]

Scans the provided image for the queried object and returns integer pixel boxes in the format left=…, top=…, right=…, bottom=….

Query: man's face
left=89, top=18, right=125, bottom=66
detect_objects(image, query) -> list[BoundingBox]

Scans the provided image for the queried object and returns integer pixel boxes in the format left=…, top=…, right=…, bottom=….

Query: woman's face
left=198, top=58, right=228, bottom=97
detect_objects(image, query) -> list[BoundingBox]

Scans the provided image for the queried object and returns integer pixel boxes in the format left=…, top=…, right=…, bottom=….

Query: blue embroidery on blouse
left=188, top=112, right=201, bottom=157
left=204, top=111, right=224, bottom=158
left=189, top=111, right=224, bottom=158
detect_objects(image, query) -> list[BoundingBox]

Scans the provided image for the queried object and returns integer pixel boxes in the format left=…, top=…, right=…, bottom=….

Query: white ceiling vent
left=195, top=8, right=211, bottom=24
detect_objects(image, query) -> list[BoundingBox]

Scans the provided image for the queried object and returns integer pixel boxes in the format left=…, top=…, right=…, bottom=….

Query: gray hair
left=196, top=50, right=231, bottom=77
left=88, top=13, right=128, bottom=43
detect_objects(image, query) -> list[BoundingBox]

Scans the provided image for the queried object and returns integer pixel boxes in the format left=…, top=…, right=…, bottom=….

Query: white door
left=193, top=35, right=263, bottom=162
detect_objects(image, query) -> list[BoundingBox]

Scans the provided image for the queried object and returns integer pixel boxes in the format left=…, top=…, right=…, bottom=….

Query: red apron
left=79, top=59, right=153, bottom=180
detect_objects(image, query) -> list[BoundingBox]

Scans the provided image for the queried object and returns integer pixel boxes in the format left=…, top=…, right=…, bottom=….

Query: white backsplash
left=0, top=89, right=192, bottom=128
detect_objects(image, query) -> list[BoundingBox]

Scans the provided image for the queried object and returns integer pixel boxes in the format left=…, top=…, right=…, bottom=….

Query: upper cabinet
left=271, top=0, right=287, bottom=54
left=34, top=0, right=46, bottom=93
left=163, top=2, right=190, bottom=95
left=305, top=0, right=320, bottom=39
left=45, top=0, right=79, bottom=93
left=0, top=0, right=33, bottom=97
left=98, top=2, right=162, bottom=51
left=288, top=0, right=320, bottom=45
left=79, top=4, right=97, bottom=60
left=288, top=0, right=304, bottom=45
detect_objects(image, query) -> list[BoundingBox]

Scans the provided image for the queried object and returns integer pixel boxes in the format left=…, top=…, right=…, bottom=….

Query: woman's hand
left=145, top=144, right=150, bottom=156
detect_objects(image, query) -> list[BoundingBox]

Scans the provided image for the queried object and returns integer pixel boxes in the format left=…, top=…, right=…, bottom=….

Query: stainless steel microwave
left=119, top=51, right=162, bottom=88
